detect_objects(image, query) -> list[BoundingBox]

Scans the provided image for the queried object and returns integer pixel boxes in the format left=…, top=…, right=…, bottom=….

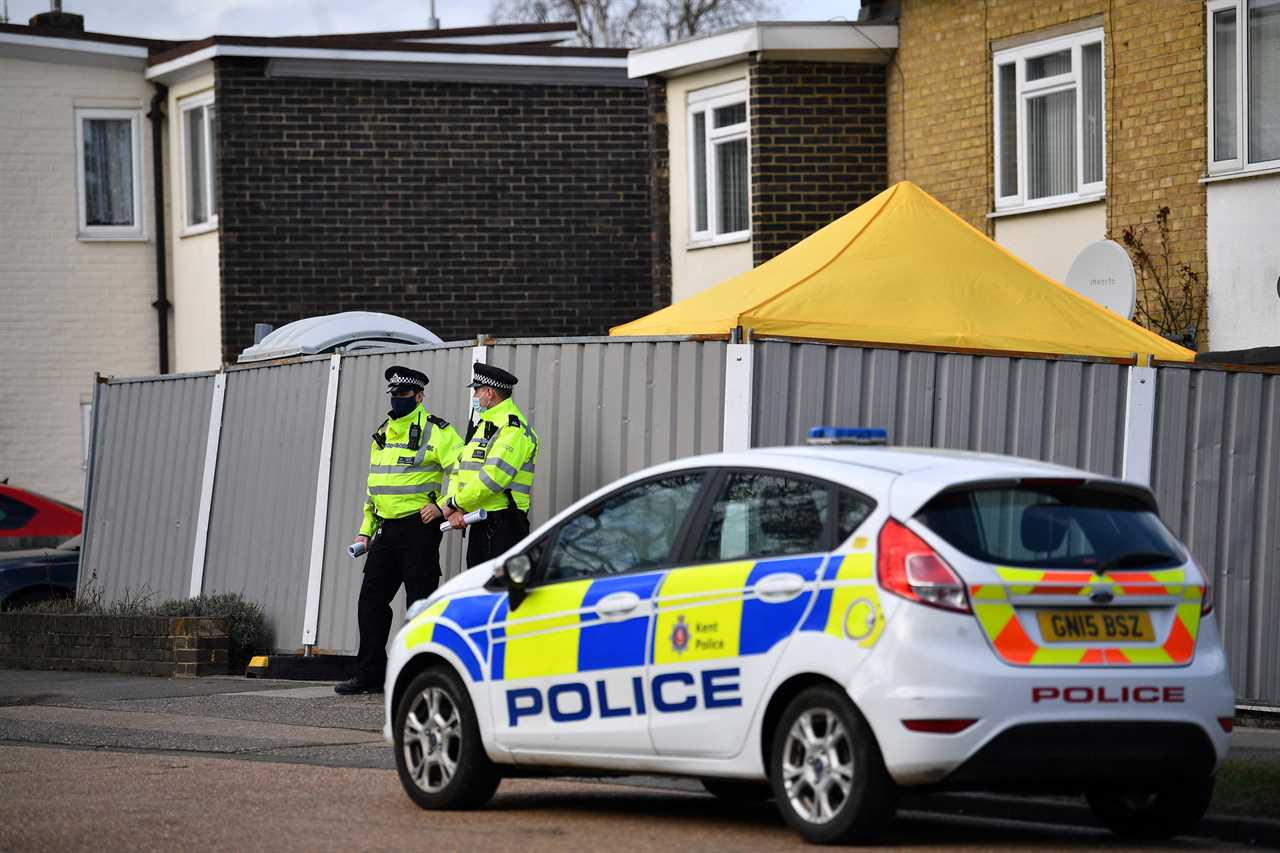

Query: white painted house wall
left=167, top=68, right=222, bottom=372
left=1206, top=174, right=1280, bottom=351
left=667, top=63, right=754, bottom=302
left=993, top=201, right=1107, bottom=286
left=0, top=53, right=160, bottom=505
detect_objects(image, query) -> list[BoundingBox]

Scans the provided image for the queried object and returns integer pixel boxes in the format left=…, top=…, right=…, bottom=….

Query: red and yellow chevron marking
left=971, top=568, right=1203, bottom=667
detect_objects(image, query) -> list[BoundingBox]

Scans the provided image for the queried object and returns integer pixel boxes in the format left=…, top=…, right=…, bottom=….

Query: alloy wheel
left=402, top=686, right=462, bottom=793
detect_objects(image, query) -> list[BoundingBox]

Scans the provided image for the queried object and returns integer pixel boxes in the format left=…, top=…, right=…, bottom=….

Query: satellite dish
left=1065, top=240, right=1137, bottom=320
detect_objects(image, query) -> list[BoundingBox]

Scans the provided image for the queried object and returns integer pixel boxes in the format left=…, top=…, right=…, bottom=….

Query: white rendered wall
left=1207, top=174, right=1280, bottom=351
left=993, top=201, right=1106, bottom=285
left=168, top=69, right=223, bottom=372
left=667, top=62, right=754, bottom=303
left=0, top=54, right=159, bottom=504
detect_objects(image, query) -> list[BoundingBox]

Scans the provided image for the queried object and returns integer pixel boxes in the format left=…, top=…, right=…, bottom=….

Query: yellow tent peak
left=611, top=181, right=1194, bottom=363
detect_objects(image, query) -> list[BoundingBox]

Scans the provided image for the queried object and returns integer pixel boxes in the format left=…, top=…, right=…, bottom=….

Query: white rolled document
left=440, top=508, right=488, bottom=532
left=347, top=540, right=367, bottom=559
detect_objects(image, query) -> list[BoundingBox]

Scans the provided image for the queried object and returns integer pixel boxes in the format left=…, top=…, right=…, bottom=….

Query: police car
left=383, top=428, right=1234, bottom=844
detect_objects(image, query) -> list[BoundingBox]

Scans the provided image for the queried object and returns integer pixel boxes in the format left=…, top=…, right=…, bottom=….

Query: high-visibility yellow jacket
left=444, top=397, right=538, bottom=514
left=359, top=404, right=463, bottom=537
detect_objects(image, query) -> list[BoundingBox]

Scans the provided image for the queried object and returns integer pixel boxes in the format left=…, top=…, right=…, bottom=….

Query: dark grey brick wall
left=749, top=60, right=888, bottom=267
left=214, top=58, right=663, bottom=363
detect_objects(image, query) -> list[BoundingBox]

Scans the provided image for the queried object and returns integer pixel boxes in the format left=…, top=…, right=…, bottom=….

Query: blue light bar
left=806, top=426, right=889, bottom=446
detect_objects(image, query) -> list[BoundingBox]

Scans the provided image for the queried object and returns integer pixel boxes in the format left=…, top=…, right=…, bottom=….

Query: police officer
left=336, top=366, right=463, bottom=695
left=439, top=363, right=539, bottom=568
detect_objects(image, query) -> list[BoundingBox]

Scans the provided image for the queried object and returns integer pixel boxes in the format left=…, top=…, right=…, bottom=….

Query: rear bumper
left=849, top=604, right=1235, bottom=788
left=943, top=721, right=1216, bottom=790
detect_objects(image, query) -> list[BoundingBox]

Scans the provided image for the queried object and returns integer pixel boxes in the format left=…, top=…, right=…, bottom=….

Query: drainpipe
left=148, top=83, right=171, bottom=374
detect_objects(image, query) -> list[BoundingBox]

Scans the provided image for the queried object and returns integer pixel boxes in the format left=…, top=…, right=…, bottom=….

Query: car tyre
left=394, top=666, right=500, bottom=810
left=1085, top=775, right=1214, bottom=840
left=768, top=685, right=896, bottom=844
left=700, top=778, right=773, bottom=804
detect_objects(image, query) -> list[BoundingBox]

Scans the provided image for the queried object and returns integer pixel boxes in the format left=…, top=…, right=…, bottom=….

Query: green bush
left=13, top=585, right=270, bottom=664
left=154, top=593, right=270, bottom=662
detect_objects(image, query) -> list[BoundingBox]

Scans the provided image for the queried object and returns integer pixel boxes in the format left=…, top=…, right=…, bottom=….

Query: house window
left=181, top=94, right=217, bottom=231
left=75, top=108, right=144, bottom=240
left=688, top=80, right=749, bottom=244
left=1208, top=0, right=1280, bottom=175
left=993, top=28, right=1105, bottom=212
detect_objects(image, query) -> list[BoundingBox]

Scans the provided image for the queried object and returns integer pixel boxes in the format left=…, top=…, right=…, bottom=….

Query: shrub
left=154, top=593, right=271, bottom=663
left=13, top=585, right=271, bottom=665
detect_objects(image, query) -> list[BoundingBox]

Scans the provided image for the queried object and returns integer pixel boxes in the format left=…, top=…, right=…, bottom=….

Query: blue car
left=0, top=536, right=80, bottom=610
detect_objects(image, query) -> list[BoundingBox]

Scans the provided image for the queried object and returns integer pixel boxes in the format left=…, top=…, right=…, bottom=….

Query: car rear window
left=916, top=482, right=1184, bottom=570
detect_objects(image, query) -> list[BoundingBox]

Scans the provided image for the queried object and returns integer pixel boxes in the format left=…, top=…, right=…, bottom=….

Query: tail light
left=877, top=518, right=970, bottom=613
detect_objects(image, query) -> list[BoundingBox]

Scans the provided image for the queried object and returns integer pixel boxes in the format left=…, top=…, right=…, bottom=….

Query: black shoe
left=334, top=677, right=383, bottom=695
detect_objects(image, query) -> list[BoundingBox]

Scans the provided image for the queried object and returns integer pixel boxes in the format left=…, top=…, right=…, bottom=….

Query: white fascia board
left=147, top=43, right=626, bottom=82
left=0, top=30, right=149, bottom=66
left=628, top=22, right=897, bottom=78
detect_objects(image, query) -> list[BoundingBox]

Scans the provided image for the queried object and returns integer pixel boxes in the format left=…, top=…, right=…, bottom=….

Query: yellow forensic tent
left=611, top=181, right=1194, bottom=362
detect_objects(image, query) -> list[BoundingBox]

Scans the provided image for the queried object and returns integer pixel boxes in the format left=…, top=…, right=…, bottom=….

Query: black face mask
left=389, top=396, right=417, bottom=418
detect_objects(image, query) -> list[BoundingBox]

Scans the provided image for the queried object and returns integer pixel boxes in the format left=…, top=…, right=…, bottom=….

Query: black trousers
left=465, top=508, right=530, bottom=569
left=355, top=514, right=442, bottom=684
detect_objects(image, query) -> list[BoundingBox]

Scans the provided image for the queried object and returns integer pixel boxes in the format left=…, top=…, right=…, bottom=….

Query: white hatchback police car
left=383, top=429, right=1234, bottom=844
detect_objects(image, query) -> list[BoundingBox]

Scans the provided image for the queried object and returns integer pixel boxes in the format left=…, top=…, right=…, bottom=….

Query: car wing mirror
left=497, top=553, right=532, bottom=611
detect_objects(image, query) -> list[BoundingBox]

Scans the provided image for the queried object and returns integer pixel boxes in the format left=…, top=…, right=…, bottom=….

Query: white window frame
left=688, top=80, right=750, bottom=246
left=1206, top=0, right=1280, bottom=177
left=74, top=108, right=145, bottom=241
left=180, top=92, right=218, bottom=235
left=993, top=28, right=1106, bottom=213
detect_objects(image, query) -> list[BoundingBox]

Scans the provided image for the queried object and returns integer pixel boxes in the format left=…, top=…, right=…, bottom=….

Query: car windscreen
left=916, top=482, right=1185, bottom=570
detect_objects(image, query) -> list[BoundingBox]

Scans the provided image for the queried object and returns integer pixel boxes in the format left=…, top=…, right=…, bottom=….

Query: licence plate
left=1036, top=609, right=1155, bottom=643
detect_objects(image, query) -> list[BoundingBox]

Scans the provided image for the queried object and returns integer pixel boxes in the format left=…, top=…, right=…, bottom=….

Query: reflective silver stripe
left=478, top=471, right=504, bottom=493
left=459, top=461, right=485, bottom=471
left=369, top=463, right=443, bottom=475
left=508, top=482, right=533, bottom=495
left=368, top=484, right=433, bottom=496
left=492, top=458, right=518, bottom=477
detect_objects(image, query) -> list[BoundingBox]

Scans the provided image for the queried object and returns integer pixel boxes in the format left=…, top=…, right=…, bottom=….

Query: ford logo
left=1089, top=588, right=1116, bottom=605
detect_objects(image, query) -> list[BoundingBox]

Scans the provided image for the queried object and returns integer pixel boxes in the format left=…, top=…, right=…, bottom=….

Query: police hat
left=385, top=365, right=428, bottom=392
left=467, top=363, right=517, bottom=391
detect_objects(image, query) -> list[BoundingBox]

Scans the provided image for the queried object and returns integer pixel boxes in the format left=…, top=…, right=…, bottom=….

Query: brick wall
left=889, top=0, right=1207, bottom=338
left=0, top=614, right=229, bottom=677
left=648, top=79, right=672, bottom=306
left=214, top=59, right=663, bottom=364
left=750, top=60, right=889, bottom=266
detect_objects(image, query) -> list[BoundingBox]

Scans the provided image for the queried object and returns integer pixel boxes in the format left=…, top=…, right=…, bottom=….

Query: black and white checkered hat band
left=386, top=373, right=425, bottom=390
left=472, top=374, right=513, bottom=391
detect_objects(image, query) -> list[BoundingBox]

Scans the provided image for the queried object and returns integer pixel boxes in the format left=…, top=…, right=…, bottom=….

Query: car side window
left=0, top=495, right=35, bottom=531
left=836, top=488, right=875, bottom=543
left=694, top=472, right=831, bottom=562
left=542, top=473, right=706, bottom=583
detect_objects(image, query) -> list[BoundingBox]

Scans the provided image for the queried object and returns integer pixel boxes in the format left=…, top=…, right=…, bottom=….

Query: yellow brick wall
left=888, top=0, right=1207, bottom=343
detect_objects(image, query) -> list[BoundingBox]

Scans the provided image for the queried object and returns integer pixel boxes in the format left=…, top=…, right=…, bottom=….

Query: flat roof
left=627, top=20, right=898, bottom=79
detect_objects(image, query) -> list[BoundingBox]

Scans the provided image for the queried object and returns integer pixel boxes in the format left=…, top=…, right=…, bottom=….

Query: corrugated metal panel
left=201, top=361, right=331, bottom=651
left=485, top=339, right=727, bottom=522
left=753, top=343, right=1127, bottom=475
left=1151, top=366, right=1280, bottom=707
left=80, top=375, right=215, bottom=602
left=314, top=344, right=474, bottom=653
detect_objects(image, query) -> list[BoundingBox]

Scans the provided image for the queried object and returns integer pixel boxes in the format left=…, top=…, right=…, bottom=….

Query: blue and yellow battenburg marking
left=402, top=552, right=886, bottom=684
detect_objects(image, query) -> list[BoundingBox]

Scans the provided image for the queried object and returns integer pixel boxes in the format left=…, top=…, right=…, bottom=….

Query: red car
left=0, top=483, right=82, bottom=551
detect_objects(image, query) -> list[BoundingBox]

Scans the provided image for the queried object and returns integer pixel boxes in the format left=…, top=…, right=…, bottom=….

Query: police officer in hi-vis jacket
left=336, top=365, right=462, bottom=695
left=440, top=363, right=539, bottom=568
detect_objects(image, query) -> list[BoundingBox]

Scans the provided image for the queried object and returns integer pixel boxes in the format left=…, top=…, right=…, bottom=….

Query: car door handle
left=594, top=591, right=641, bottom=620
left=754, top=573, right=806, bottom=603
